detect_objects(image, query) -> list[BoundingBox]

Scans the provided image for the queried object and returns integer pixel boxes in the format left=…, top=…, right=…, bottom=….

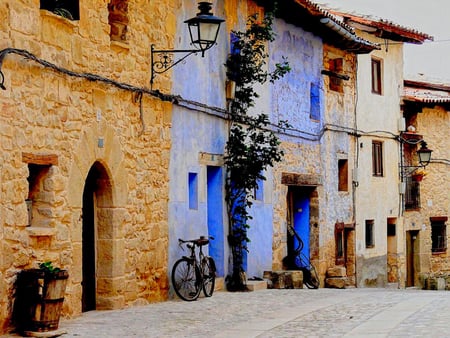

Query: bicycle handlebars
left=178, top=236, right=214, bottom=248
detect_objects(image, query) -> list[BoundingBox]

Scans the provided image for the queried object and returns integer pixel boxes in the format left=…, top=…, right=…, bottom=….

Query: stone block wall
left=0, top=0, right=181, bottom=333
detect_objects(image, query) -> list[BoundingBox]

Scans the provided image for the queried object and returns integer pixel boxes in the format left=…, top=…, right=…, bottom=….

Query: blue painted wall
left=167, top=1, right=229, bottom=287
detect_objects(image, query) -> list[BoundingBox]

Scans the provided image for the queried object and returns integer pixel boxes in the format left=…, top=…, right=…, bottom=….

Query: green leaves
left=39, top=261, right=61, bottom=275
left=224, top=11, right=290, bottom=289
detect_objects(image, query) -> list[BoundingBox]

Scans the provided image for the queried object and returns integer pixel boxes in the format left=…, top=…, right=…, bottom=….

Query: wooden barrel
left=17, top=269, right=69, bottom=332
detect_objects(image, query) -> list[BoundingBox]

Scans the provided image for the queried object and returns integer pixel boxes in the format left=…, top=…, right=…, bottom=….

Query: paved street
left=5, top=287, right=450, bottom=337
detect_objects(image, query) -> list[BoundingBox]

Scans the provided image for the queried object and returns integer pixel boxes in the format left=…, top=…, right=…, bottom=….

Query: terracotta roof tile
left=326, top=10, right=433, bottom=44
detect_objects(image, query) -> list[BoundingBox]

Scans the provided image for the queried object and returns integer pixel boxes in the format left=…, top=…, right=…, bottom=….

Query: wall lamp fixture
left=150, top=2, right=224, bottom=88
left=400, top=141, right=433, bottom=178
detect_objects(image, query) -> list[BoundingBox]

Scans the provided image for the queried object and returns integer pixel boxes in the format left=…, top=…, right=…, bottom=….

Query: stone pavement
left=5, top=288, right=450, bottom=337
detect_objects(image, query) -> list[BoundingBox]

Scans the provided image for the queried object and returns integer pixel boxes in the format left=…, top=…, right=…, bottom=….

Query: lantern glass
left=185, top=2, right=224, bottom=54
left=417, top=148, right=432, bottom=165
left=417, top=142, right=432, bottom=166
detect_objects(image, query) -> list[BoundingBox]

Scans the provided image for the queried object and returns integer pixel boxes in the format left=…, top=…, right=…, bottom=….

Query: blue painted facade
left=167, top=1, right=229, bottom=285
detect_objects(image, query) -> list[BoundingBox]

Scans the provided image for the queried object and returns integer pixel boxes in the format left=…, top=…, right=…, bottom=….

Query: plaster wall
left=353, top=30, right=405, bottom=287
left=268, top=20, right=325, bottom=274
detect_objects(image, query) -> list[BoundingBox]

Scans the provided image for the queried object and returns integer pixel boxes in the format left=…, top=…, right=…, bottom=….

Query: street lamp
left=416, top=141, right=432, bottom=166
left=150, top=2, right=225, bottom=87
left=400, top=140, right=433, bottom=180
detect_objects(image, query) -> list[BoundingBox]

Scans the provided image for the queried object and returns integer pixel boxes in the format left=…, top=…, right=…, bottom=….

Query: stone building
left=251, top=1, right=378, bottom=286
left=402, top=79, right=450, bottom=287
left=330, top=11, right=433, bottom=287
left=0, top=0, right=180, bottom=332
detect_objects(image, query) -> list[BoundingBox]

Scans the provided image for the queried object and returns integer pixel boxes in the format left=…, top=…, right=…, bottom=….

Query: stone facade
left=0, top=0, right=179, bottom=332
left=403, top=100, right=450, bottom=286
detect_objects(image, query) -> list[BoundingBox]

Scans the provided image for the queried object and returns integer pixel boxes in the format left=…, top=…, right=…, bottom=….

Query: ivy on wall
left=224, top=12, right=290, bottom=290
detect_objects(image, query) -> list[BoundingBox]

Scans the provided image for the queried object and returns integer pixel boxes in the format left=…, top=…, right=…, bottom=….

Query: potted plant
left=14, top=262, right=69, bottom=334
left=412, top=168, right=427, bottom=182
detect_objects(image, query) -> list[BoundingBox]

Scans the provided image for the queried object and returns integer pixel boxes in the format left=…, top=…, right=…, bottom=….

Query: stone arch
left=68, top=123, right=127, bottom=310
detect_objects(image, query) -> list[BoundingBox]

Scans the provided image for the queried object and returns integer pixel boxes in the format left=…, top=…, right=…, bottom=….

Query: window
left=335, top=222, right=345, bottom=265
left=329, top=58, right=343, bottom=92
left=338, top=159, right=348, bottom=191
left=27, top=164, right=52, bottom=227
left=372, top=141, right=383, bottom=177
left=371, top=58, right=382, bottom=95
left=40, top=0, right=80, bottom=20
left=431, top=217, right=447, bottom=253
left=226, top=32, right=241, bottom=82
left=405, top=177, right=421, bottom=210
left=310, top=82, right=320, bottom=120
left=365, top=220, right=374, bottom=248
left=254, top=178, right=264, bottom=201
left=387, top=222, right=396, bottom=237
left=108, top=0, right=129, bottom=42
left=188, top=173, right=198, bottom=210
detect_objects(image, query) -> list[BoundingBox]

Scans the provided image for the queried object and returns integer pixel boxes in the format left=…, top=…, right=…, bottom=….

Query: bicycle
left=171, top=236, right=216, bottom=301
left=282, top=224, right=320, bottom=289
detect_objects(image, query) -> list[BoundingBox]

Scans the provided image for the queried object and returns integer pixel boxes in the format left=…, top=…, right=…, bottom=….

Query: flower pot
left=412, top=174, right=423, bottom=182
left=15, top=269, right=69, bottom=333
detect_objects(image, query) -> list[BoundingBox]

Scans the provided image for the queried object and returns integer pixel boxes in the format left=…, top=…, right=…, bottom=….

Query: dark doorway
left=406, top=230, right=419, bottom=287
left=82, top=163, right=105, bottom=312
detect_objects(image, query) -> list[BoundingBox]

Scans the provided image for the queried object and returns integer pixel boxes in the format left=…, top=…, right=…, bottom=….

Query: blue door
left=207, top=166, right=224, bottom=276
left=293, top=191, right=310, bottom=260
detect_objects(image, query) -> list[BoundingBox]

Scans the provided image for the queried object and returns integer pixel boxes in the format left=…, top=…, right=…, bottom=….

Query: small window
left=365, top=220, right=374, bottom=248
left=387, top=223, right=396, bottom=237
left=431, top=218, right=447, bottom=253
left=226, top=32, right=241, bottom=82
left=40, top=0, right=80, bottom=20
left=254, top=178, right=263, bottom=201
left=371, top=58, right=382, bottom=95
left=310, top=82, right=320, bottom=120
left=338, top=159, right=348, bottom=191
left=188, top=173, right=198, bottom=210
left=329, top=58, right=343, bottom=92
left=335, top=222, right=345, bottom=265
left=27, top=164, right=52, bottom=226
left=405, top=177, right=421, bottom=210
left=108, top=0, right=129, bottom=42
left=372, top=141, right=384, bottom=177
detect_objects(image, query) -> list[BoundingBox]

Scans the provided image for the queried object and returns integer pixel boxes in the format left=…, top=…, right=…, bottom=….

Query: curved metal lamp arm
left=150, top=45, right=202, bottom=87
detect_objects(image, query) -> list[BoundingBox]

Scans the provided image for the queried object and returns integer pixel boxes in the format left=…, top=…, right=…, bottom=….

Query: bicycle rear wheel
left=172, top=258, right=201, bottom=301
left=202, top=256, right=216, bottom=297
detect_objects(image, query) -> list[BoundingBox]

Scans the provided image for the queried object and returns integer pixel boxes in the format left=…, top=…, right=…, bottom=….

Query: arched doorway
left=82, top=161, right=113, bottom=312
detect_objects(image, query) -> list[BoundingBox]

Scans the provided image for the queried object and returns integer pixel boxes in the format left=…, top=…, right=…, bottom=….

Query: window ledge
left=26, top=226, right=56, bottom=237
left=432, top=250, right=447, bottom=255
left=110, top=40, right=130, bottom=51
left=40, top=10, right=79, bottom=27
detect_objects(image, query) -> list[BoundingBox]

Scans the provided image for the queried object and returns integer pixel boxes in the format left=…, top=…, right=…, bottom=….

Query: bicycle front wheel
left=202, top=256, right=216, bottom=297
left=172, top=258, right=201, bottom=301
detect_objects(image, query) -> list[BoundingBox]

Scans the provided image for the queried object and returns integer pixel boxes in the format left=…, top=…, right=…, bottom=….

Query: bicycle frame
left=172, top=236, right=216, bottom=301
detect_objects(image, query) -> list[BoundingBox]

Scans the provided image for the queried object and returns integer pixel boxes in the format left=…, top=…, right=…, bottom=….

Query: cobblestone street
left=5, top=288, right=450, bottom=337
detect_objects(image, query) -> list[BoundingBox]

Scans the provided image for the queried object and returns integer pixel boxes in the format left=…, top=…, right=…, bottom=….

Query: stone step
left=386, top=282, right=399, bottom=289
left=215, top=277, right=225, bottom=291
left=263, top=271, right=303, bottom=289
left=246, top=280, right=267, bottom=291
